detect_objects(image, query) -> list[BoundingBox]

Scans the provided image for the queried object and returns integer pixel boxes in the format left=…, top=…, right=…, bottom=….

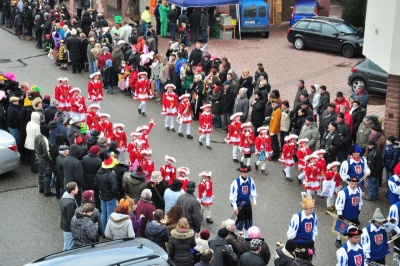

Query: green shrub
left=341, top=0, right=367, bottom=28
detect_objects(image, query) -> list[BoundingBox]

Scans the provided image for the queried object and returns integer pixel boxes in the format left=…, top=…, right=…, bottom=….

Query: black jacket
left=189, top=48, right=203, bottom=67
left=251, top=98, right=266, bottom=127
left=319, top=110, right=337, bottom=138
left=66, top=35, right=82, bottom=61
left=317, top=92, right=330, bottom=115
left=81, top=15, right=92, bottom=35
left=367, top=147, right=383, bottom=178
left=321, top=129, right=342, bottom=158
left=146, top=181, right=167, bottom=211
left=239, top=238, right=271, bottom=265
left=337, top=122, right=351, bottom=148
left=81, top=153, right=102, bottom=190
left=60, top=191, right=78, bottom=232
left=67, top=124, right=85, bottom=146
left=44, top=106, right=58, bottom=125
left=178, top=14, right=189, bottom=27
left=168, top=10, right=179, bottom=23
left=94, top=168, right=118, bottom=201
left=63, top=144, right=85, bottom=188
left=189, top=11, right=201, bottom=28
left=220, top=88, right=235, bottom=114
left=350, top=107, right=366, bottom=135
left=113, top=163, right=129, bottom=199
left=6, top=104, right=20, bottom=129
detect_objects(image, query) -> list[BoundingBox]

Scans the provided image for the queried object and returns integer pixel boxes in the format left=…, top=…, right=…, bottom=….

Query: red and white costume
left=303, top=154, right=321, bottom=193
left=87, top=72, right=104, bottom=105
left=198, top=104, right=213, bottom=148
left=198, top=171, right=213, bottom=220
left=95, top=113, right=113, bottom=140
left=296, top=140, right=312, bottom=171
left=225, top=112, right=242, bottom=161
left=162, top=84, right=179, bottom=130
left=54, top=77, right=72, bottom=112
left=112, top=123, right=127, bottom=149
left=325, top=161, right=341, bottom=208
left=280, top=134, right=298, bottom=179
left=140, top=149, right=154, bottom=182
left=177, top=167, right=190, bottom=192
left=134, top=73, right=152, bottom=101
left=136, top=120, right=155, bottom=149
left=239, top=122, right=255, bottom=168
left=314, top=149, right=327, bottom=182
left=69, top=88, right=87, bottom=121
left=177, top=94, right=192, bottom=137
left=160, top=155, right=177, bottom=185
left=86, top=104, right=100, bottom=130
left=254, top=126, right=272, bottom=173
left=127, top=139, right=145, bottom=165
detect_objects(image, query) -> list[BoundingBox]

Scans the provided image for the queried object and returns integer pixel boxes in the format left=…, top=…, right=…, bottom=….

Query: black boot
left=335, top=239, right=342, bottom=249
left=206, top=218, right=214, bottom=224
left=142, top=112, right=146, bottom=117
left=138, top=108, right=141, bottom=115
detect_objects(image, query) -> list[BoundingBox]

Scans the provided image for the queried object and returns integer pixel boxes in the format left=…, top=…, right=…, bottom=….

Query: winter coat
left=75, top=205, right=102, bottom=234
left=273, top=247, right=295, bottom=266
left=177, top=192, right=202, bottom=231
left=239, top=252, right=265, bottom=266
left=122, top=172, right=147, bottom=200
left=189, top=11, right=201, bottom=28
left=94, top=168, right=118, bottom=202
left=281, top=109, right=292, bottom=132
left=210, top=87, right=223, bottom=114
left=66, top=35, right=82, bottom=62
left=317, top=91, right=330, bottom=115
left=233, top=96, right=249, bottom=123
left=7, top=104, right=20, bottom=129
left=112, top=50, right=124, bottom=72
left=356, top=122, right=372, bottom=150
left=293, top=86, right=307, bottom=111
left=44, top=106, right=58, bottom=125
left=367, top=147, right=383, bottom=178
left=200, top=12, right=209, bottom=30
left=81, top=153, right=102, bottom=190
left=270, top=106, right=282, bottom=135
left=145, top=220, right=169, bottom=251
left=63, top=145, right=85, bottom=188
left=209, top=235, right=237, bottom=266
left=220, top=88, right=235, bottom=114
left=239, top=237, right=271, bottom=265
left=383, top=144, right=400, bottom=171
left=189, top=48, right=203, bottom=67
left=105, top=212, right=135, bottom=240
left=319, top=110, right=337, bottom=138
left=299, top=123, right=320, bottom=151
left=146, top=181, right=167, bottom=211
left=103, top=64, right=118, bottom=86
left=60, top=191, right=78, bottom=232
left=42, top=19, right=52, bottom=35
left=34, top=134, right=51, bottom=161
left=337, top=121, right=351, bottom=148
left=238, top=76, right=254, bottom=99
left=169, top=228, right=196, bottom=266
left=81, top=15, right=92, bottom=36
left=81, top=38, right=89, bottom=63
left=350, top=106, right=366, bottom=135
left=59, top=44, right=68, bottom=62
left=136, top=198, right=156, bottom=237
left=56, top=154, right=67, bottom=189
left=25, top=112, right=41, bottom=150
left=71, top=212, right=98, bottom=247
left=113, top=164, right=129, bottom=200
left=292, top=258, right=314, bottom=266
left=251, top=98, right=266, bottom=127
left=67, top=124, right=84, bottom=146
left=226, top=230, right=242, bottom=255
left=48, top=119, right=68, bottom=146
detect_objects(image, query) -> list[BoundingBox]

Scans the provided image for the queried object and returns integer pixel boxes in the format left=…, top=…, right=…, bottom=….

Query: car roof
left=26, top=238, right=169, bottom=266
left=294, top=0, right=318, bottom=6
left=298, top=16, right=345, bottom=23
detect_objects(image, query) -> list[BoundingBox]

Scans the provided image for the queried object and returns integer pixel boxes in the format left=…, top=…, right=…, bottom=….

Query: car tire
left=351, top=78, right=366, bottom=92
left=265, top=31, right=269, bottom=38
left=342, top=44, right=355, bottom=58
left=294, top=37, right=305, bottom=50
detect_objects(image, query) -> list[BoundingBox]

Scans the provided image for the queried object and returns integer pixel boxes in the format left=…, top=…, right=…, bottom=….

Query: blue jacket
left=383, top=144, right=399, bottom=171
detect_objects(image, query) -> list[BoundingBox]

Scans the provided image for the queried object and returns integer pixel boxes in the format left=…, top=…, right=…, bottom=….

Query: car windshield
left=331, top=22, right=359, bottom=34
left=294, top=5, right=315, bottom=14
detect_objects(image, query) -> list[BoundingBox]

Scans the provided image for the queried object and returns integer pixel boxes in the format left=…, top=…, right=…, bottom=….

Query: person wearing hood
left=272, top=239, right=296, bottom=266
left=75, top=190, right=102, bottom=239
left=67, top=117, right=85, bottom=146
left=145, top=209, right=169, bottom=251
left=60, top=181, right=79, bottom=250
left=105, top=201, right=135, bottom=240
left=45, top=99, right=58, bottom=124
left=71, top=203, right=99, bottom=247
left=63, top=144, right=85, bottom=205
left=49, top=111, right=68, bottom=146
left=56, top=145, right=69, bottom=199
left=123, top=165, right=147, bottom=200
left=81, top=145, right=102, bottom=208
left=208, top=228, right=237, bottom=266
left=103, top=58, right=117, bottom=94
left=169, top=217, right=197, bottom=266
left=34, top=125, right=55, bottom=197
left=25, top=112, right=41, bottom=173
left=113, top=153, right=129, bottom=199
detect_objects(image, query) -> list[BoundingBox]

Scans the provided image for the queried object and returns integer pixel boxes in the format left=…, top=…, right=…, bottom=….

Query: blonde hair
left=176, top=217, right=189, bottom=230
left=124, top=196, right=135, bottom=213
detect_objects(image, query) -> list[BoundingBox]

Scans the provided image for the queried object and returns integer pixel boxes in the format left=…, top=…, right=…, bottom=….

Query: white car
left=0, top=129, right=20, bottom=175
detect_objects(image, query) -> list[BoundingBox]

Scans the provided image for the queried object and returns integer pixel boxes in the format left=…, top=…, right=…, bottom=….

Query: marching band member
left=112, top=123, right=127, bottom=151
left=280, top=134, right=298, bottom=182
left=254, top=126, right=272, bottom=175
left=198, top=171, right=214, bottom=224
left=86, top=104, right=100, bottom=130
left=140, top=149, right=154, bottom=182
left=134, top=72, right=153, bottom=117
left=95, top=113, right=113, bottom=141
left=229, top=165, right=257, bottom=238
left=336, top=226, right=366, bottom=266
left=325, top=161, right=341, bottom=211
left=287, top=192, right=318, bottom=256
left=177, top=167, right=190, bottom=191
left=388, top=199, right=400, bottom=254
left=339, top=145, right=370, bottom=192
left=225, top=112, right=243, bottom=163
left=296, top=138, right=311, bottom=183
left=87, top=71, right=104, bottom=106
left=335, top=176, right=363, bottom=248
left=362, top=208, right=400, bottom=265
left=198, top=104, right=213, bottom=149
left=162, top=84, right=178, bottom=132
left=239, top=122, right=254, bottom=170
left=160, top=155, right=177, bottom=185
left=177, top=93, right=193, bottom=139
left=388, top=162, right=400, bottom=205
left=302, top=154, right=321, bottom=197
left=54, top=77, right=72, bottom=116
left=69, top=87, right=87, bottom=121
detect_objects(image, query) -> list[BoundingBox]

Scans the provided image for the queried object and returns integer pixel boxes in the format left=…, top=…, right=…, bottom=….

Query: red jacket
left=96, top=121, right=113, bottom=139
left=333, top=96, right=350, bottom=114
left=134, top=78, right=152, bottom=101
left=69, top=95, right=87, bottom=114
left=162, top=92, right=178, bottom=116
left=198, top=111, right=213, bottom=134
left=254, top=133, right=272, bottom=154
left=225, top=121, right=242, bottom=145
left=54, top=84, right=71, bottom=104
left=112, top=130, right=127, bottom=148
left=86, top=111, right=99, bottom=130
left=87, top=80, right=104, bottom=101
left=129, top=70, right=138, bottom=89
left=97, top=52, right=113, bottom=72
left=160, top=164, right=176, bottom=185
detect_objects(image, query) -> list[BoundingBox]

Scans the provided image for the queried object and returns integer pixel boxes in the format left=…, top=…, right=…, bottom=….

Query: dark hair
left=258, top=66, right=264, bottom=72
left=201, top=249, right=214, bottom=263
left=257, top=63, right=263, bottom=67
left=336, top=91, right=343, bottom=97
left=300, top=91, right=309, bottom=98
left=298, top=79, right=305, bottom=85
left=272, top=89, right=280, bottom=98
left=282, top=100, right=289, bottom=108
left=256, top=91, right=263, bottom=99
left=66, top=182, right=77, bottom=193
left=177, top=52, right=182, bottom=58
left=299, top=108, right=307, bottom=115
left=320, top=85, right=326, bottom=90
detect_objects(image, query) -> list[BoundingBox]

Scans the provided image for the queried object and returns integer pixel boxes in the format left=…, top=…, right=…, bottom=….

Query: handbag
left=318, top=179, right=335, bottom=198
left=47, top=49, right=54, bottom=60
left=258, top=150, right=266, bottom=161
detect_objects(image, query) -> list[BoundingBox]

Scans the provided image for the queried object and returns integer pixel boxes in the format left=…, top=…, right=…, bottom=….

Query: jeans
left=8, top=127, right=20, bottom=146
left=170, top=23, right=177, bottom=41
left=37, top=159, right=52, bottom=193
left=384, top=167, right=392, bottom=187
left=201, top=29, right=208, bottom=43
left=337, top=149, right=345, bottom=163
left=101, top=198, right=117, bottom=234
left=107, top=84, right=113, bottom=94
left=63, top=231, right=75, bottom=250
left=156, top=79, right=162, bottom=92
left=213, top=113, right=221, bottom=128
left=89, top=61, right=98, bottom=75
left=368, top=176, right=379, bottom=199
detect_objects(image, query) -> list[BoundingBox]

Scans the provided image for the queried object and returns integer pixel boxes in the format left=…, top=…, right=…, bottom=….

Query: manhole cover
left=0, top=59, right=11, bottom=63
left=336, top=62, right=350, bottom=67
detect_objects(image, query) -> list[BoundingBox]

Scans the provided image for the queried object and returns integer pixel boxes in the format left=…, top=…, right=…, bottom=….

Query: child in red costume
left=239, top=122, right=255, bottom=169
left=140, top=149, right=154, bottom=182
left=136, top=118, right=155, bottom=150
left=303, top=154, right=321, bottom=196
left=127, top=66, right=138, bottom=96
left=177, top=93, right=193, bottom=139
left=225, top=112, right=243, bottom=163
left=96, top=113, right=113, bottom=141
left=134, top=72, right=153, bottom=117
left=127, top=139, right=145, bottom=165
left=313, top=149, right=327, bottom=196
left=280, top=134, right=298, bottom=181
left=127, top=132, right=142, bottom=162
left=197, top=171, right=213, bottom=224
left=86, top=104, right=100, bottom=130
left=254, top=126, right=273, bottom=175
left=325, top=161, right=341, bottom=211
left=54, top=77, right=72, bottom=115
left=177, top=167, right=190, bottom=192
left=198, top=104, right=213, bottom=149
left=69, top=87, right=87, bottom=121
left=87, top=71, right=104, bottom=107
left=112, top=123, right=127, bottom=151
left=162, top=84, right=179, bottom=132
left=296, top=138, right=312, bottom=183
left=160, top=155, right=177, bottom=185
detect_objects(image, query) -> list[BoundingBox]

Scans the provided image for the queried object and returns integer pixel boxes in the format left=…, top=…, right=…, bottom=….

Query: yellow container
left=230, top=19, right=237, bottom=25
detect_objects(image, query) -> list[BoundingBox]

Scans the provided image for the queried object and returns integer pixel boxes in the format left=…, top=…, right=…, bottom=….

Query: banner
left=331, top=219, right=350, bottom=239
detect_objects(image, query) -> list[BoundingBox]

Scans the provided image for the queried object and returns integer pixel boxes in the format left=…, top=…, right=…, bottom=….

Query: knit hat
left=369, top=208, right=388, bottom=223
left=200, top=229, right=211, bottom=240
left=250, top=239, right=263, bottom=250
left=9, top=96, right=19, bottom=102
left=218, top=228, right=229, bottom=238
left=300, top=192, right=315, bottom=209
left=306, top=115, right=313, bottom=122
left=89, top=145, right=100, bottom=154
left=371, top=125, right=382, bottom=132
left=388, top=136, right=397, bottom=144
left=82, top=190, right=94, bottom=203
left=23, top=97, right=32, bottom=106
left=350, top=145, right=363, bottom=154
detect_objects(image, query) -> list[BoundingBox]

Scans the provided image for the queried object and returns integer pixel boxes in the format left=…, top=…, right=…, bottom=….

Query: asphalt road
left=0, top=27, right=390, bottom=266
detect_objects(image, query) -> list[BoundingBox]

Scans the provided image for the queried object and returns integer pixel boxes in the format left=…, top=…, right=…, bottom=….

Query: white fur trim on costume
left=327, top=161, right=341, bottom=170
left=297, top=138, right=309, bottom=145
left=90, top=71, right=101, bottom=79
left=199, top=171, right=212, bottom=177
left=130, top=132, right=142, bottom=137
left=136, top=125, right=149, bottom=132
left=230, top=112, right=243, bottom=121
left=257, top=126, right=269, bottom=132
left=201, top=104, right=211, bottom=110
left=88, top=104, right=100, bottom=110
left=179, top=93, right=191, bottom=100
left=241, top=122, right=252, bottom=128
left=178, top=167, right=190, bottom=175
left=140, top=149, right=152, bottom=155
left=305, top=154, right=319, bottom=161
left=164, top=155, right=176, bottom=163
left=165, top=84, right=176, bottom=90
left=313, top=149, right=327, bottom=155
left=69, top=87, right=81, bottom=94
left=98, top=113, right=110, bottom=118
left=138, top=72, right=148, bottom=77
left=134, top=139, right=145, bottom=145
left=113, top=123, right=125, bottom=129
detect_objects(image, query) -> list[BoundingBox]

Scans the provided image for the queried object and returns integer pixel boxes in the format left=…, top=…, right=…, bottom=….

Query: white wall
left=363, top=0, right=400, bottom=75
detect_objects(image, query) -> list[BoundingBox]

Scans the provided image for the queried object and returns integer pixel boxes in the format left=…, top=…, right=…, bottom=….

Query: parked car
left=287, top=17, right=364, bottom=58
left=239, top=0, right=270, bottom=38
left=0, top=129, right=20, bottom=175
left=290, top=0, right=324, bottom=26
left=24, top=238, right=174, bottom=266
left=348, top=58, right=388, bottom=94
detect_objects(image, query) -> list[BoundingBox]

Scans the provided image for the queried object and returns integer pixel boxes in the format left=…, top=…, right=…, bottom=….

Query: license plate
left=244, top=20, right=255, bottom=24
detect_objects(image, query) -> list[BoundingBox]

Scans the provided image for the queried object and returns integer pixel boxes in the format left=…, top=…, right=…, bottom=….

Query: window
left=258, top=6, right=266, bottom=18
left=294, top=5, right=315, bottom=14
left=307, top=22, right=321, bottom=32
left=331, top=22, right=358, bottom=34
left=244, top=6, right=256, bottom=18
left=321, top=24, right=337, bottom=35
left=294, top=21, right=309, bottom=29
left=369, top=61, right=385, bottom=73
